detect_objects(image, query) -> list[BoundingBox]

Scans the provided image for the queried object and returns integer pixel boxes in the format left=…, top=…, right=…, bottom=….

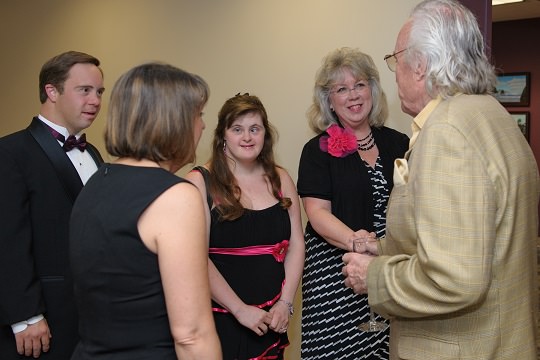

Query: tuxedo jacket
left=368, top=95, right=539, bottom=359
left=0, top=117, right=103, bottom=359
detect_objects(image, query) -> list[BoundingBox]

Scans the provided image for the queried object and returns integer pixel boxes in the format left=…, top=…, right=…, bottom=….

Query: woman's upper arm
left=139, top=183, right=213, bottom=337
left=302, top=196, right=331, bottom=221
left=184, top=169, right=211, bottom=235
left=184, top=169, right=206, bottom=199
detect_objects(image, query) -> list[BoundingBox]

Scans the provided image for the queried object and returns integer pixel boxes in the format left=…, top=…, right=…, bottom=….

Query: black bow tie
left=47, top=125, right=87, bottom=152
left=61, top=133, right=87, bottom=152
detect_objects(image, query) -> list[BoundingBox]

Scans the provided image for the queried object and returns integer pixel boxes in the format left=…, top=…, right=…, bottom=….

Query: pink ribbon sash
left=209, top=240, right=289, bottom=263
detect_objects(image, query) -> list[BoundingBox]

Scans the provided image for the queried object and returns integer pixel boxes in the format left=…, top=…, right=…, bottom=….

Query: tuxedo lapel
left=27, top=117, right=82, bottom=202
left=86, top=143, right=104, bottom=165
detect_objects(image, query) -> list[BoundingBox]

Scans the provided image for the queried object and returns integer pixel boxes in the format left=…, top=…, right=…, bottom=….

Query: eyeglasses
left=329, top=81, right=368, bottom=98
left=383, top=49, right=407, bottom=72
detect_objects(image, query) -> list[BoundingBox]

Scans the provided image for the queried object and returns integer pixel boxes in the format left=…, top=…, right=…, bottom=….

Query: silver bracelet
left=278, top=299, right=294, bottom=316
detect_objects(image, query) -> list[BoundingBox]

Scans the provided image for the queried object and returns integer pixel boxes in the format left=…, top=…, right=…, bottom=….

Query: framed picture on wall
left=509, top=111, right=530, bottom=141
left=494, top=72, right=530, bottom=106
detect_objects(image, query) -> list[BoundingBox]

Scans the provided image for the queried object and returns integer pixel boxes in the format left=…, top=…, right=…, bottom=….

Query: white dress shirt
left=38, top=115, right=98, bottom=184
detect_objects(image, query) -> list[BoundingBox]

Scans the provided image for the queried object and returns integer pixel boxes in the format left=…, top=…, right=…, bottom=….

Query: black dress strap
left=193, top=166, right=213, bottom=209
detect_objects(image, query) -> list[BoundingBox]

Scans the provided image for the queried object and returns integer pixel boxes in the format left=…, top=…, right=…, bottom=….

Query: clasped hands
left=234, top=300, right=290, bottom=336
left=342, top=230, right=379, bottom=295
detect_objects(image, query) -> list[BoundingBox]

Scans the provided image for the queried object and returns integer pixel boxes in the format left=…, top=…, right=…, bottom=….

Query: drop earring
left=223, top=140, right=226, bottom=153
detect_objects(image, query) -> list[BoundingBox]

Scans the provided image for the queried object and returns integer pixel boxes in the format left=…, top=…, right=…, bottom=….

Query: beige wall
left=0, top=0, right=420, bottom=357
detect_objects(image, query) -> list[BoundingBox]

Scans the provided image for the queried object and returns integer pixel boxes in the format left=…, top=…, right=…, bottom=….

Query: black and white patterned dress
left=297, top=127, right=409, bottom=359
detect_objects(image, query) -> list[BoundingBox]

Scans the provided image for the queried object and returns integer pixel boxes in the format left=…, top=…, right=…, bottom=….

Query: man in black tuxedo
left=0, top=51, right=104, bottom=359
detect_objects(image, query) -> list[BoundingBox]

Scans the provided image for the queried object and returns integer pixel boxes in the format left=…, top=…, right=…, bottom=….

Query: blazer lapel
left=27, top=117, right=83, bottom=202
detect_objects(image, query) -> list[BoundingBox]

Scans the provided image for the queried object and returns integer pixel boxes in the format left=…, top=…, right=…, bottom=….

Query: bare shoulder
left=161, top=181, right=201, bottom=204
left=138, top=181, right=204, bottom=253
left=184, top=166, right=208, bottom=190
left=277, top=166, right=293, bottom=182
left=276, top=167, right=297, bottom=195
left=141, top=181, right=202, bottom=218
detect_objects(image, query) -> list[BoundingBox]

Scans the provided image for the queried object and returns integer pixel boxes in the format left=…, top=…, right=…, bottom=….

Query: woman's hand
left=268, top=300, right=290, bottom=334
left=349, top=230, right=378, bottom=255
left=234, top=304, right=273, bottom=336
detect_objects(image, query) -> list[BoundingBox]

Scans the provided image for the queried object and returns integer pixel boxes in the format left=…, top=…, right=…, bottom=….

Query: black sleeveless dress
left=69, top=164, right=185, bottom=360
left=198, top=167, right=290, bottom=359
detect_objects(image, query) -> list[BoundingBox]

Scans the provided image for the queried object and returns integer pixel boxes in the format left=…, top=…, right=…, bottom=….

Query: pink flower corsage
left=319, top=124, right=357, bottom=158
left=272, top=240, right=289, bottom=262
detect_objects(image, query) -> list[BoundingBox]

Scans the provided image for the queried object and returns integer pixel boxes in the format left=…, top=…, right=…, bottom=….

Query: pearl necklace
left=357, top=131, right=375, bottom=151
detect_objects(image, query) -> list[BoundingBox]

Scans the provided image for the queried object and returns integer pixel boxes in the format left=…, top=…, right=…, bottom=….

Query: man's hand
left=15, top=318, right=51, bottom=358
left=342, top=252, right=374, bottom=294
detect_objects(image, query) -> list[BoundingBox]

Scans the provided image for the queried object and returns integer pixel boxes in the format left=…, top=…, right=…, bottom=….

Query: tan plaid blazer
left=368, top=94, right=539, bottom=360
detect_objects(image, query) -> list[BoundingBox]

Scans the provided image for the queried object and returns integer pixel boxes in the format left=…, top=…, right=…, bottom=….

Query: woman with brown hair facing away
left=69, top=62, right=221, bottom=359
